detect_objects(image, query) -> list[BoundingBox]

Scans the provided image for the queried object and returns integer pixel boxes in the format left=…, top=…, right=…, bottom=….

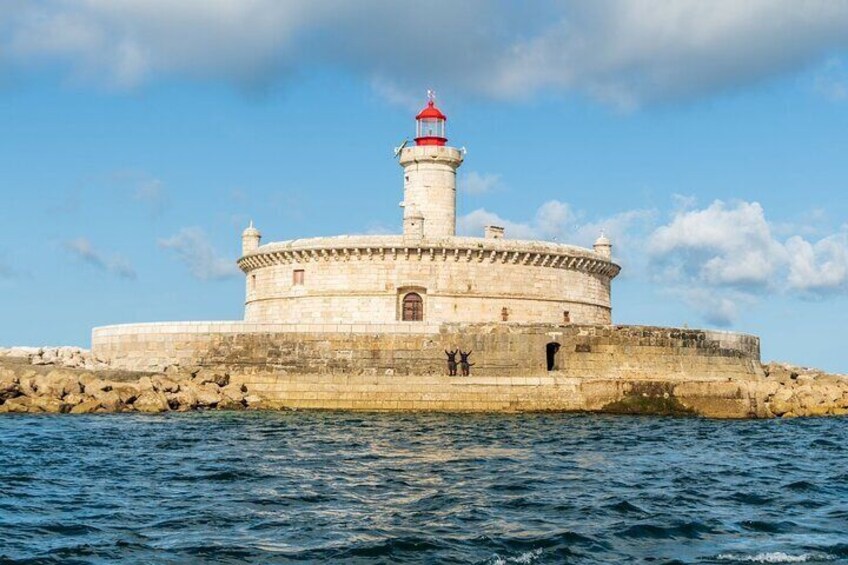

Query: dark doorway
left=546, top=342, right=561, bottom=371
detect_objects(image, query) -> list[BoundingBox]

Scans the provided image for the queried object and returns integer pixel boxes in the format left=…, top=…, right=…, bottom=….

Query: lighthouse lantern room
left=414, top=91, right=447, bottom=146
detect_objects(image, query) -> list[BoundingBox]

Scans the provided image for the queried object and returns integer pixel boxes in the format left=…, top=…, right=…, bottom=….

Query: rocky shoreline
left=1, top=346, right=847, bottom=418
left=0, top=347, right=264, bottom=414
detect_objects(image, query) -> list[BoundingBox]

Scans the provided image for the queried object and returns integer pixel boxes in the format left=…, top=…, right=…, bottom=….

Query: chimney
left=484, top=225, right=505, bottom=239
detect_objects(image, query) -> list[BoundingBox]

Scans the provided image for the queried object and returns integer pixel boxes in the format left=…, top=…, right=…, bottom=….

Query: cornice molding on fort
left=237, top=235, right=621, bottom=278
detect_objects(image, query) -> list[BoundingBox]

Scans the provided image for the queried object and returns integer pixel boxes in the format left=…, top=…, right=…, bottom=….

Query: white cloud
left=461, top=197, right=848, bottom=327
left=460, top=172, right=502, bottom=195
left=646, top=200, right=848, bottom=325
left=458, top=200, right=577, bottom=240
left=457, top=208, right=539, bottom=240
left=648, top=200, right=786, bottom=288
left=65, top=237, right=136, bottom=279
left=786, top=233, right=848, bottom=292
left=4, top=2, right=848, bottom=107
left=158, top=227, right=239, bottom=281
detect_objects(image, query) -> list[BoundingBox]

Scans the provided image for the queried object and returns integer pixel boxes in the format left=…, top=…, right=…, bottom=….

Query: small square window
left=293, top=269, right=305, bottom=286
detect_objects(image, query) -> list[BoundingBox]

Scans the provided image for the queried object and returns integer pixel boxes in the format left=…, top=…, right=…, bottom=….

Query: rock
left=94, top=390, right=123, bottom=412
left=0, top=396, right=34, bottom=413
left=768, top=388, right=796, bottom=416
left=244, top=394, right=265, bottom=408
left=31, top=372, right=83, bottom=399
left=63, top=392, right=87, bottom=406
left=29, top=396, right=70, bottom=414
left=137, top=376, right=155, bottom=391
left=0, top=375, right=20, bottom=403
left=112, top=384, right=139, bottom=405
left=31, top=355, right=50, bottom=366
left=152, top=375, right=180, bottom=393
left=195, top=385, right=222, bottom=408
left=17, top=375, right=38, bottom=396
left=83, top=378, right=112, bottom=396
left=167, top=388, right=198, bottom=411
left=193, top=370, right=229, bottom=388
left=6, top=347, right=40, bottom=360
left=70, top=399, right=102, bottom=414
left=221, top=383, right=246, bottom=403
left=134, top=391, right=169, bottom=413
left=217, top=397, right=244, bottom=410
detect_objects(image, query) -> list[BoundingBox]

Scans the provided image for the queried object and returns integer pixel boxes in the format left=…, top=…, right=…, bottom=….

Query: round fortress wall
left=92, top=322, right=761, bottom=381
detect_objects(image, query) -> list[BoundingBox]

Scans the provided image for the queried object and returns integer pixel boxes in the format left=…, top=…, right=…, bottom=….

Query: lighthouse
left=399, top=93, right=464, bottom=240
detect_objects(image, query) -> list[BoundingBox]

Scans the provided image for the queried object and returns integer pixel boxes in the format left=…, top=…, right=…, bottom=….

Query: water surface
left=1, top=412, right=847, bottom=564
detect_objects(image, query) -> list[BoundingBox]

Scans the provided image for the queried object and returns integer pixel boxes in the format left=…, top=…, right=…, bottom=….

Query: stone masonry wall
left=93, top=322, right=761, bottom=380
left=242, top=236, right=615, bottom=326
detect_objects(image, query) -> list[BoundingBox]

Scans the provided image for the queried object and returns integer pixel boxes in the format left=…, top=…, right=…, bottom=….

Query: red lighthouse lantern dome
left=415, top=92, right=447, bottom=146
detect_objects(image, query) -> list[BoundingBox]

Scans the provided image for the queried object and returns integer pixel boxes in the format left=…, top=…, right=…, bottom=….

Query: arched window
left=402, top=293, right=423, bottom=321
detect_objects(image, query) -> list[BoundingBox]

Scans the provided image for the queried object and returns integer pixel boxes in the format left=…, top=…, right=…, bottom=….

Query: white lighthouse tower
left=398, top=93, right=464, bottom=239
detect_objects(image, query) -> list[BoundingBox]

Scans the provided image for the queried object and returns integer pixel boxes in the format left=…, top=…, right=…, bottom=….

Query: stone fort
left=92, top=96, right=764, bottom=413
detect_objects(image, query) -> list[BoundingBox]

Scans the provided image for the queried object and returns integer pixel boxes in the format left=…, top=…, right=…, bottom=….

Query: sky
left=1, top=1, right=848, bottom=372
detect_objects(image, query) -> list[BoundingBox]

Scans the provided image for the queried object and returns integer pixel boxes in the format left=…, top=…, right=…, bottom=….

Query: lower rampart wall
left=92, top=322, right=762, bottom=381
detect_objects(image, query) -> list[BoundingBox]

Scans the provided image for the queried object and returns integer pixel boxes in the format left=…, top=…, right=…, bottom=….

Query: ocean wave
left=717, top=551, right=836, bottom=563
left=2, top=412, right=848, bottom=564
left=489, top=548, right=543, bottom=564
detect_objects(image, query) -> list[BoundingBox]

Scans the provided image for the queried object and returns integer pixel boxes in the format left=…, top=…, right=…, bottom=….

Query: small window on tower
left=501, top=307, right=509, bottom=322
left=563, top=311, right=571, bottom=324
left=250, top=274, right=256, bottom=291
left=293, top=269, right=305, bottom=286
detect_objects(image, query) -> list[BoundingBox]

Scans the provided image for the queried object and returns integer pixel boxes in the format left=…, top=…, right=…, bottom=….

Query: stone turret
left=403, top=206, right=425, bottom=242
left=593, top=232, right=612, bottom=259
left=399, top=94, right=464, bottom=239
left=242, top=221, right=261, bottom=255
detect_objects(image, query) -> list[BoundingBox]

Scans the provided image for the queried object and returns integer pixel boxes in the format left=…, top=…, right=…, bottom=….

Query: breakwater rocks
left=1, top=347, right=847, bottom=418
left=0, top=353, right=261, bottom=414
left=0, top=346, right=109, bottom=371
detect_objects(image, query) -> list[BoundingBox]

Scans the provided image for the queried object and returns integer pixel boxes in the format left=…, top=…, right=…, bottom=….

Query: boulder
left=193, top=370, right=230, bottom=388
left=17, top=375, right=38, bottom=396
left=151, top=375, right=180, bottom=393
left=244, top=394, right=266, bottom=409
left=167, top=388, right=198, bottom=411
left=29, top=396, right=70, bottom=414
left=195, top=385, right=222, bottom=408
left=63, top=392, right=87, bottom=406
left=82, top=378, right=112, bottom=396
left=217, top=397, right=244, bottom=410
left=221, top=383, right=246, bottom=403
left=0, top=375, right=20, bottom=403
left=70, top=399, right=102, bottom=414
left=768, top=388, right=796, bottom=416
left=94, top=390, right=123, bottom=412
left=0, top=396, right=34, bottom=413
left=137, top=376, right=155, bottom=392
left=6, top=347, right=40, bottom=360
left=134, top=391, right=169, bottom=413
left=112, top=384, right=139, bottom=405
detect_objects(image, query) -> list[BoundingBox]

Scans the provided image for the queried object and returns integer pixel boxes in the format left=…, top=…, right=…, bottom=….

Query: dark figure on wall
left=445, top=350, right=458, bottom=376
left=460, top=350, right=474, bottom=376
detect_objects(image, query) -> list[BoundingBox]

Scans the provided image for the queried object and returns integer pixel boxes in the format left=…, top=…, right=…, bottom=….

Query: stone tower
left=399, top=94, right=464, bottom=239
left=242, top=221, right=261, bottom=254
left=594, top=232, right=612, bottom=259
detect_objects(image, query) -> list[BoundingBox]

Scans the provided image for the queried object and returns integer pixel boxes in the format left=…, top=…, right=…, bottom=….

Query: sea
left=1, top=412, right=847, bottom=564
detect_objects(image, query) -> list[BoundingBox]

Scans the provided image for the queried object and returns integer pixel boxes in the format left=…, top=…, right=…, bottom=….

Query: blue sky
left=2, top=1, right=848, bottom=372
